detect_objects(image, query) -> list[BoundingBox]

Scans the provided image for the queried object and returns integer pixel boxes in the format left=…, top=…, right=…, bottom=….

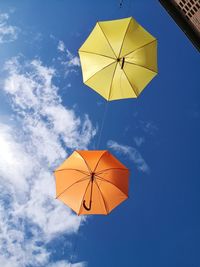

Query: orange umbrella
left=54, top=150, right=129, bottom=215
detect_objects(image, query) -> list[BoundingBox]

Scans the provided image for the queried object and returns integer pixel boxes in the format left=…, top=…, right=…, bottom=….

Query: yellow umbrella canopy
left=79, top=17, right=158, bottom=101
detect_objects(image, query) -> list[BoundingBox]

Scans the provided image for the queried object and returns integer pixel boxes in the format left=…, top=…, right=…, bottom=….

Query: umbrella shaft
left=121, top=57, right=125, bottom=69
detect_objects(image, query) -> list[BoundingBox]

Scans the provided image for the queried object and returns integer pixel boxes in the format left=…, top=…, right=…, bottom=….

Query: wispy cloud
left=0, top=13, right=19, bottom=43
left=57, top=40, right=80, bottom=76
left=66, top=50, right=80, bottom=67
left=107, top=140, right=150, bottom=173
left=134, top=136, right=145, bottom=147
left=48, top=260, right=86, bottom=267
left=137, top=120, right=158, bottom=135
left=57, top=40, right=65, bottom=52
left=0, top=56, right=95, bottom=266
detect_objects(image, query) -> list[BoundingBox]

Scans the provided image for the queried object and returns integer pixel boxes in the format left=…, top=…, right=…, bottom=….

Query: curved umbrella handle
left=83, top=200, right=92, bottom=211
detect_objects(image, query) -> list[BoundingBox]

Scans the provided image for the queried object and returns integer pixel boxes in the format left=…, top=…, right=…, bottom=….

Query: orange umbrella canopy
left=54, top=150, right=129, bottom=215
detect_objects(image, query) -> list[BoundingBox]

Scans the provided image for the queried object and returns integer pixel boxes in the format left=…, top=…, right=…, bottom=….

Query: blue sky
left=0, top=1, right=199, bottom=267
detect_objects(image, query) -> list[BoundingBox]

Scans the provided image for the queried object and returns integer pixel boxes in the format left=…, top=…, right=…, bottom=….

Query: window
left=193, top=5, right=198, bottom=12
left=178, top=0, right=200, bottom=18
left=180, top=1, right=184, bottom=7
left=182, top=8, right=187, bottom=13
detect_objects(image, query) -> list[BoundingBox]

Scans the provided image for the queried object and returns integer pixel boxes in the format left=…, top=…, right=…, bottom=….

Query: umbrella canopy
left=54, top=150, right=129, bottom=215
left=79, top=17, right=158, bottom=101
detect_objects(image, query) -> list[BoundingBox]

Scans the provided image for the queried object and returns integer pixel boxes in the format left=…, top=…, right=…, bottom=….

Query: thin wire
left=128, top=0, right=133, bottom=16
left=69, top=216, right=83, bottom=267
left=96, top=101, right=109, bottom=149
left=69, top=103, right=109, bottom=266
left=69, top=3, right=135, bottom=264
left=119, top=0, right=133, bottom=16
left=119, top=0, right=124, bottom=8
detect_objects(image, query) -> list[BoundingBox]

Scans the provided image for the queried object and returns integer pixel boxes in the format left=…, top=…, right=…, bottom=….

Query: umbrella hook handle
left=83, top=200, right=92, bottom=211
left=83, top=173, right=94, bottom=211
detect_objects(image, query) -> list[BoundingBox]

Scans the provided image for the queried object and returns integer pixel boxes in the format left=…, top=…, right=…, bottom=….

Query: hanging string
left=128, top=0, right=133, bottom=16
left=69, top=216, right=83, bottom=267
left=68, top=100, right=109, bottom=267
left=119, top=0, right=124, bottom=8
left=96, top=101, right=109, bottom=150
left=70, top=2, right=136, bottom=264
left=119, top=0, right=133, bottom=16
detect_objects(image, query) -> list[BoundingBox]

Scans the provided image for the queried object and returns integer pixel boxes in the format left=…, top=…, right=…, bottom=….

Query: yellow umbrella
left=79, top=17, right=158, bottom=101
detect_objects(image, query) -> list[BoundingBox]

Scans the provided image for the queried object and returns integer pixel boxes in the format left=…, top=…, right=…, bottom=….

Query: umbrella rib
left=94, top=180, right=109, bottom=214
left=79, top=50, right=115, bottom=60
left=93, top=151, right=107, bottom=173
left=122, top=68, right=139, bottom=96
left=78, top=179, right=91, bottom=215
left=56, top=175, right=90, bottom=199
left=95, top=174, right=128, bottom=197
left=75, top=151, right=92, bottom=173
left=84, top=61, right=116, bottom=84
left=125, top=61, right=158, bottom=74
left=97, top=22, right=117, bottom=58
left=107, top=61, right=118, bottom=100
left=123, top=39, right=157, bottom=58
left=119, top=17, right=132, bottom=58
left=96, top=167, right=129, bottom=175
left=54, top=168, right=89, bottom=176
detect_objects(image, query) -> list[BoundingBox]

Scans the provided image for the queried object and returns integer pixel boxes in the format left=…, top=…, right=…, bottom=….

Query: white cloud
left=57, top=40, right=65, bottom=52
left=0, top=56, right=95, bottom=266
left=107, top=140, right=150, bottom=173
left=0, top=123, right=33, bottom=193
left=66, top=50, right=80, bottom=67
left=0, top=13, right=19, bottom=43
left=57, top=40, right=80, bottom=76
left=48, top=260, right=86, bottom=267
left=4, top=57, right=95, bottom=150
left=134, top=136, right=145, bottom=147
left=138, top=120, right=158, bottom=135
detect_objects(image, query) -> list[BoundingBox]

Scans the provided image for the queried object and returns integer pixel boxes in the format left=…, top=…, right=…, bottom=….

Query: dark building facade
left=159, top=0, right=200, bottom=51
